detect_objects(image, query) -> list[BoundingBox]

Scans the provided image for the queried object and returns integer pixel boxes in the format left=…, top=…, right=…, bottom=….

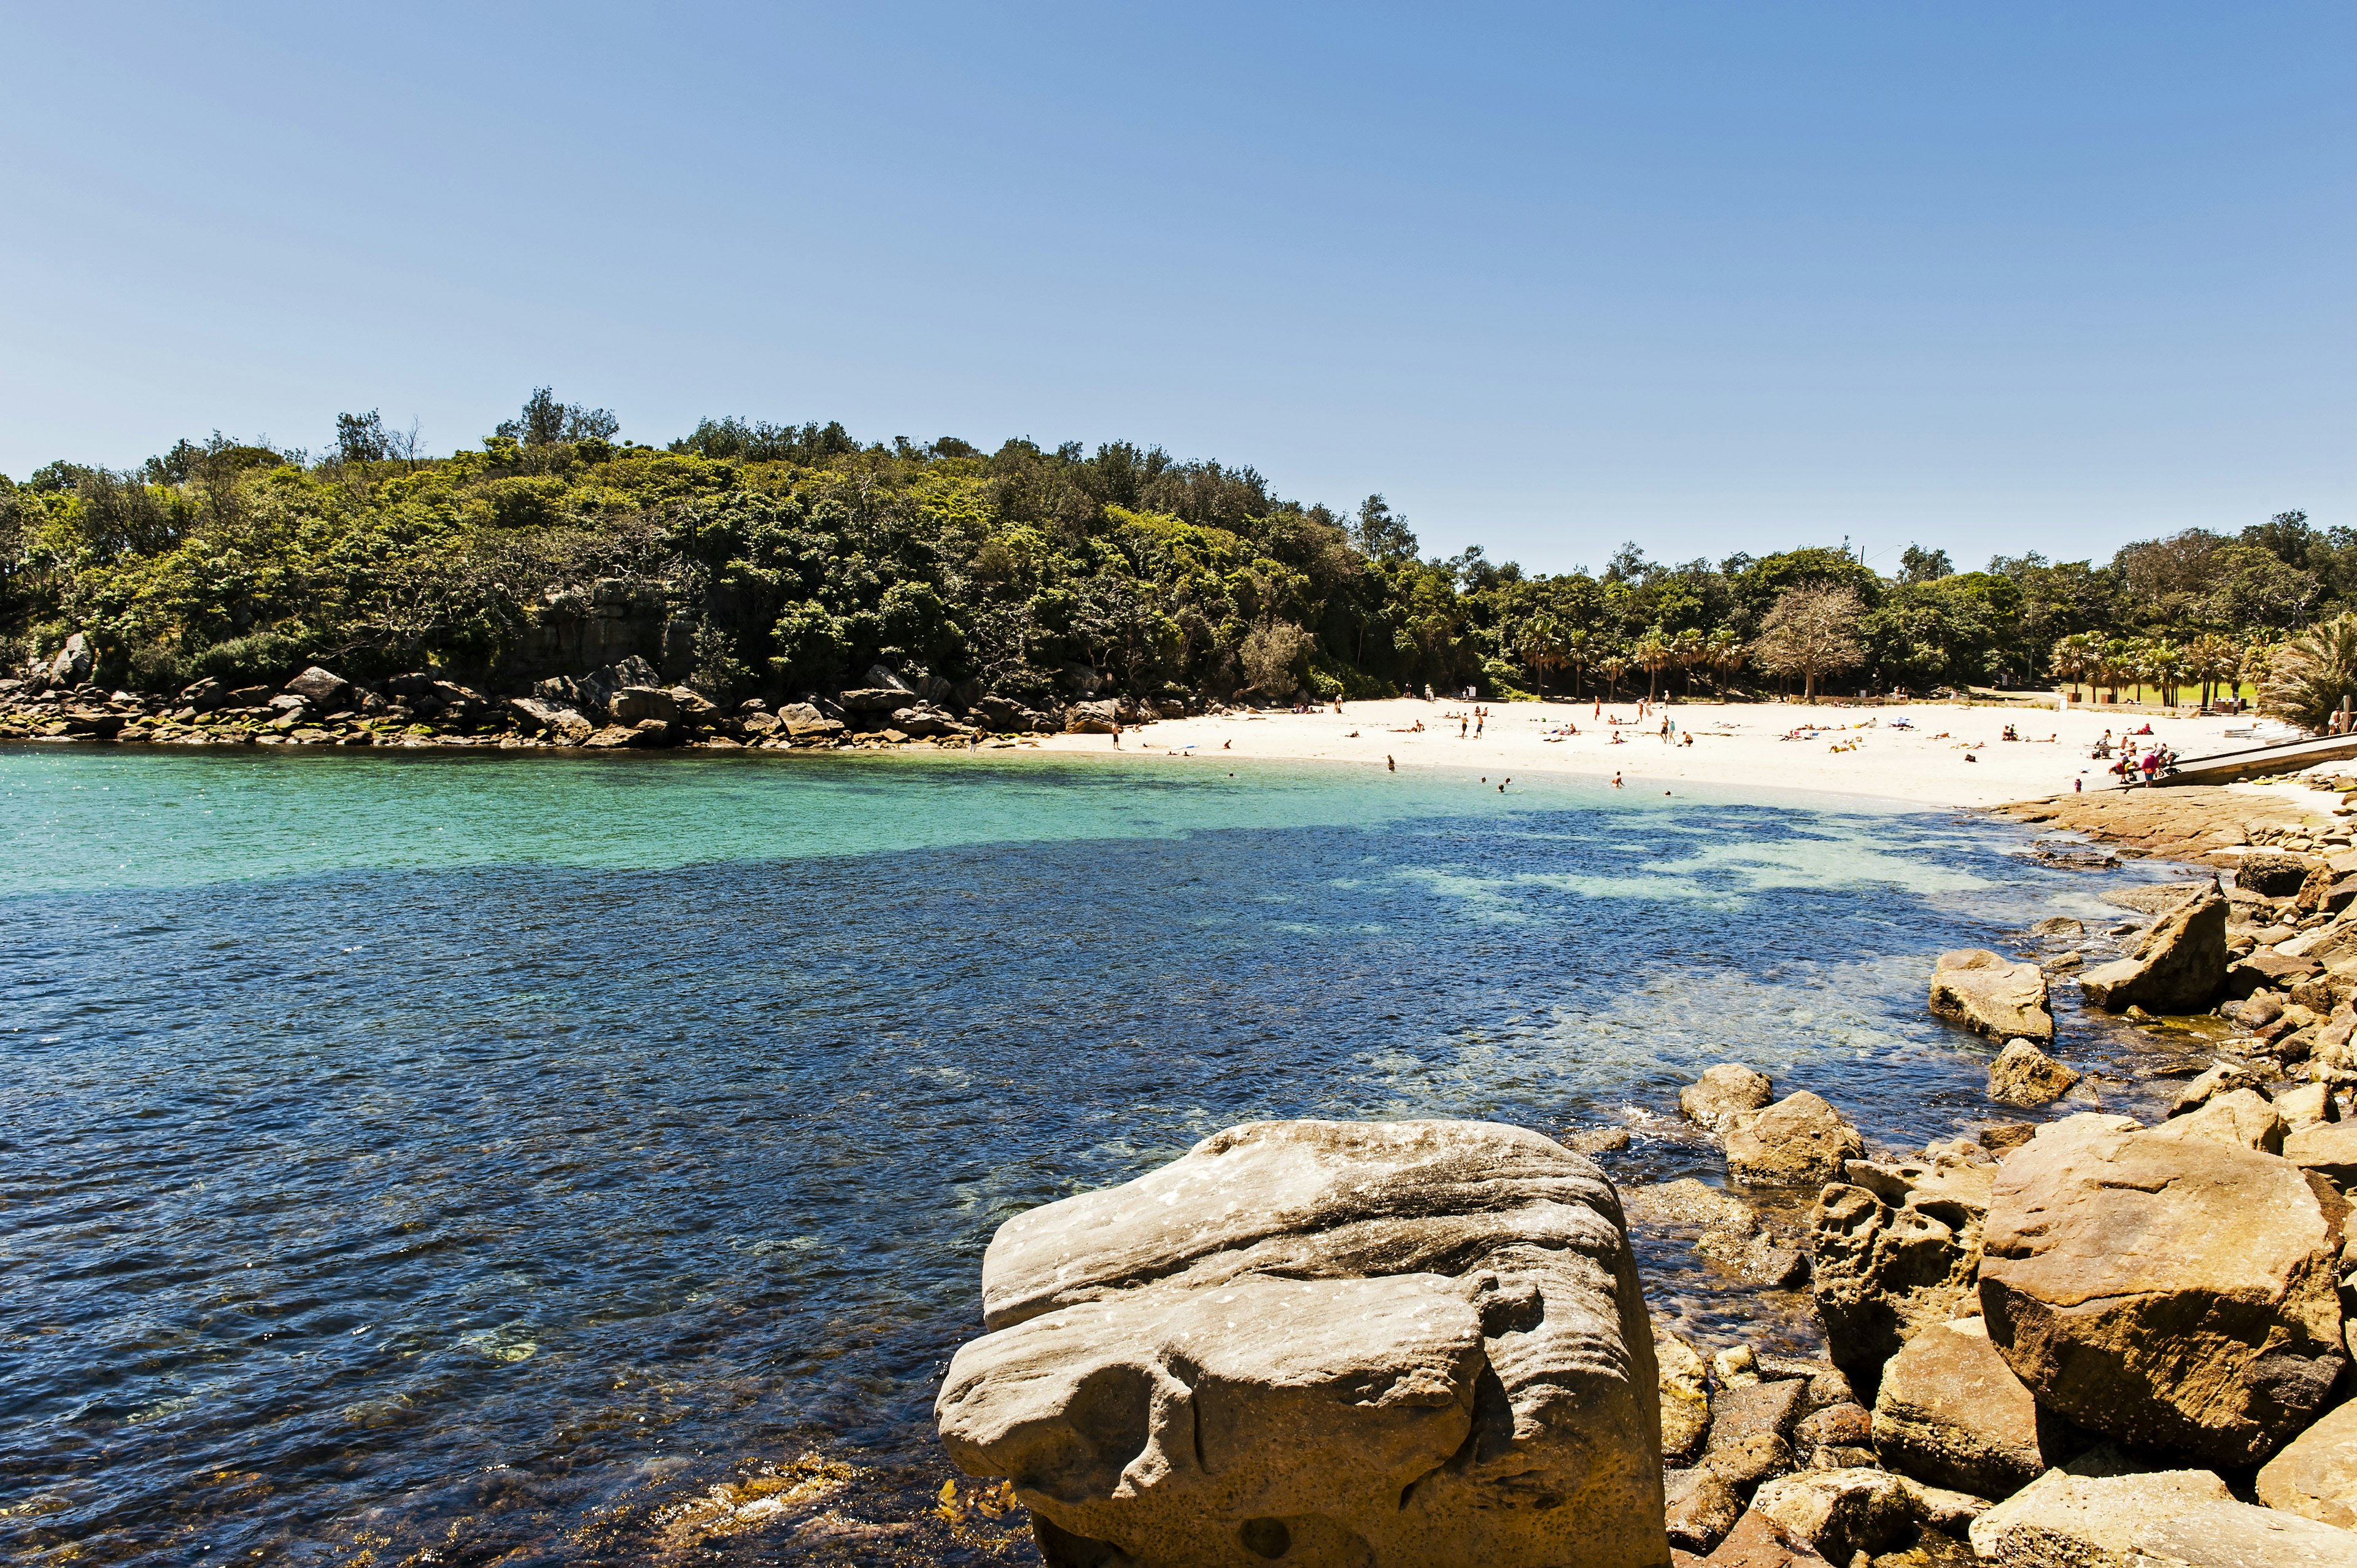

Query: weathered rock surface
left=1724, top=1093, right=1864, bottom=1188
left=1978, top=1113, right=2346, bottom=1465
left=2150, top=1086, right=2286, bottom=1153
left=934, top=1119, right=1666, bottom=1567
left=1665, top=1467, right=1745, bottom=1553
left=1682, top=1064, right=1775, bottom=1132
left=2287, top=1121, right=2357, bottom=1186
left=1793, top=1401, right=1870, bottom=1457
left=2135, top=1498, right=2357, bottom=1567
left=2077, top=887, right=2231, bottom=1014
left=1871, top=1317, right=2054, bottom=1499
left=1967, top=1468, right=2232, bottom=1565
left=2032, top=916, right=2085, bottom=938
left=1694, top=1507, right=1834, bottom=1566
left=1809, top=1183, right=1981, bottom=1381
left=2278, top=1081, right=2340, bottom=1128
left=281, top=665, right=353, bottom=709
left=1750, top=1469, right=1981, bottom=1566
left=2244, top=851, right=2319, bottom=897
left=2259, top=1397, right=2357, bottom=1530
left=2169, top=1060, right=2272, bottom=1115
left=1987, top=1039, right=2080, bottom=1106
left=1702, top=1378, right=1805, bottom=1489
left=1658, top=1321, right=1713, bottom=1463
left=1929, top=950, right=2054, bottom=1042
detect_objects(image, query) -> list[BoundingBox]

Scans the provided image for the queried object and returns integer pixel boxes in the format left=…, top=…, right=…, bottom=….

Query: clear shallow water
left=0, top=747, right=2177, bottom=1564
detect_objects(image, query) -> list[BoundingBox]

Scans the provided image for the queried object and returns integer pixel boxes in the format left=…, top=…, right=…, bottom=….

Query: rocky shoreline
left=0, top=644, right=1175, bottom=753
left=926, top=795, right=2357, bottom=1566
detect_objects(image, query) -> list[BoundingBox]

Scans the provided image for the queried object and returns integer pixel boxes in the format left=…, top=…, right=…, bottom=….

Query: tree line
left=0, top=391, right=2341, bottom=713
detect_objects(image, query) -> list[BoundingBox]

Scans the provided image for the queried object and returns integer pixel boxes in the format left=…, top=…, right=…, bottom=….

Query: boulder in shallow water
left=1978, top=1112, right=2345, bottom=1466
left=1986, top=1038, right=2079, bottom=1106
left=2077, top=887, right=2231, bottom=1013
left=1929, top=949, right=2055, bottom=1042
left=1681, top=1064, right=1774, bottom=1131
left=1724, top=1092, right=1864, bottom=1188
left=934, top=1119, right=1665, bottom=1568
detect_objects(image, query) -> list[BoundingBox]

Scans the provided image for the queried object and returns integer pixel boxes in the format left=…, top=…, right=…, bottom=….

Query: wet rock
left=2285, top=1121, right=2357, bottom=1185
left=1987, top=1039, right=2080, bottom=1106
left=1724, top=1093, right=1865, bottom=1188
left=1682, top=1064, right=1775, bottom=1132
left=2244, top=852, right=2319, bottom=898
left=934, top=1119, right=1666, bottom=1567
left=1871, top=1318, right=2054, bottom=1499
left=1928, top=950, right=2055, bottom=1042
left=1563, top=1125, right=1631, bottom=1155
left=1628, top=1180, right=1756, bottom=1230
left=2151, top=1087, right=2286, bottom=1153
left=2258, top=1397, right=2357, bottom=1530
left=2032, top=917, right=2085, bottom=938
left=1979, top=1113, right=2346, bottom=1465
left=1809, top=1184, right=1980, bottom=1382
left=1666, top=1467, right=1746, bottom=1553
left=1695, top=1230, right=1809, bottom=1289
left=2078, top=887, right=2231, bottom=1013
left=1966, top=1468, right=2232, bottom=1565
left=1703, top=1378, right=1806, bottom=1488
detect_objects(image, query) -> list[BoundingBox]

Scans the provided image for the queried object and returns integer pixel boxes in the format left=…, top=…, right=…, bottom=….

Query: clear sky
left=2, top=2, right=2348, bottom=574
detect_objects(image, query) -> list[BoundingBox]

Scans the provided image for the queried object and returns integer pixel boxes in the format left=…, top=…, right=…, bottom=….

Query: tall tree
left=1751, top=586, right=1864, bottom=701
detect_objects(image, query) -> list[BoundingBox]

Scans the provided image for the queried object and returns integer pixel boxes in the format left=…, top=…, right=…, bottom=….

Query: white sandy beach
left=1026, top=696, right=2282, bottom=809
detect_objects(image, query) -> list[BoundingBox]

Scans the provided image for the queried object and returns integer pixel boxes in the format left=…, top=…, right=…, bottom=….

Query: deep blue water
left=0, top=747, right=2175, bottom=1564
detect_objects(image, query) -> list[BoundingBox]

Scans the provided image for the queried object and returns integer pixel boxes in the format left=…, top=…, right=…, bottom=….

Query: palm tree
left=1516, top=614, right=1567, bottom=694
left=2260, top=617, right=2357, bottom=730
left=2142, top=639, right=2184, bottom=708
left=1633, top=631, right=1673, bottom=702
left=1705, top=627, right=1744, bottom=697
left=2099, top=638, right=2138, bottom=705
left=1670, top=628, right=1706, bottom=698
left=2185, top=633, right=2238, bottom=710
left=2048, top=632, right=2100, bottom=701
left=1598, top=654, right=1630, bottom=702
left=1562, top=627, right=1592, bottom=700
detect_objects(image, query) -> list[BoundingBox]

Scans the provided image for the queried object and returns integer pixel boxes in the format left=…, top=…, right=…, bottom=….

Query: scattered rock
left=2151, top=1087, right=2286, bottom=1154
left=1695, top=1230, right=1811, bottom=1289
left=1978, top=1123, right=2036, bottom=1154
left=1694, top=1506, right=1835, bottom=1566
left=2285, top=1121, right=2357, bottom=1186
left=1871, top=1318, right=2054, bottom=1499
left=1703, top=1378, right=1807, bottom=1489
left=1682, top=1064, right=1775, bottom=1132
left=2107, top=881, right=2218, bottom=915
left=2032, top=917, right=2085, bottom=938
left=1978, top=1113, right=2346, bottom=1465
left=1725, top=1093, right=1865, bottom=1188
left=1928, top=949, right=2055, bottom=1042
left=2243, top=852, right=2318, bottom=898
left=2258, top=1396, right=2357, bottom=1530
left=2168, top=1060, right=2273, bottom=1115
left=1751, top=1469, right=1952, bottom=1566
left=1666, top=1467, right=1746, bottom=1554
left=1967, top=1468, right=2232, bottom=1565
left=2139, top=1499, right=2357, bottom=1567
left=1987, top=1039, right=2081, bottom=1106
left=1793, top=1402, right=1870, bottom=1456
left=1658, top=1322, right=1714, bottom=1463
left=2277, top=1082, right=2339, bottom=1127
left=2077, top=887, right=2231, bottom=1014
left=610, top=686, right=680, bottom=725
left=281, top=665, right=352, bottom=709
left=934, top=1119, right=1667, bottom=1566
left=1563, top=1125, right=1631, bottom=1155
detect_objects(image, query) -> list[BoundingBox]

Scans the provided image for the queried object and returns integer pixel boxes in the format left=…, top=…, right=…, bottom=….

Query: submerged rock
left=934, top=1119, right=1666, bottom=1568
left=1929, top=950, right=2054, bottom=1042
left=1978, top=1113, right=2345, bottom=1466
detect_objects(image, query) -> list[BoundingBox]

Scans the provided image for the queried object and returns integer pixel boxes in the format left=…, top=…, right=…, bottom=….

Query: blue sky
left=2, top=2, right=2348, bottom=573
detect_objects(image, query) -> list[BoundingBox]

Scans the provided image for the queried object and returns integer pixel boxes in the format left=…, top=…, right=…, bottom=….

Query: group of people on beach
left=2088, top=725, right=2176, bottom=784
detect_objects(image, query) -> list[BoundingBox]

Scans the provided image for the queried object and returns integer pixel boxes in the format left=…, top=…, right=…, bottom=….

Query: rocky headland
left=931, top=786, right=2357, bottom=1566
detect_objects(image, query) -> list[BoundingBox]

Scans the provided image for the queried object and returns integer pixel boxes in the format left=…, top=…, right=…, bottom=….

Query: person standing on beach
left=1111, top=720, right=1121, bottom=747
left=1387, top=754, right=1395, bottom=771
left=1475, top=709, right=1484, bottom=739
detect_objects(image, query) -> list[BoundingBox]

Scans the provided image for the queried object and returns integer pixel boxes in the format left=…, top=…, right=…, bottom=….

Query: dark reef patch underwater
left=0, top=746, right=2180, bottom=1563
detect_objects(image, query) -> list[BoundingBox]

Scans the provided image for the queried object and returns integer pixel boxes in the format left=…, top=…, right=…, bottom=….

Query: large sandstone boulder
left=1871, top=1317, right=2056, bottom=1498
left=1723, top=1093, right=1864, bottom=1188
left=281, top=665, right=352, bottom=710
left=1681, top=1064, right=1773, bottom=1132
left=1967, top=1469, right=2232, bottom=1564
left=2242, top=851, right=2316, bottom=897
left=1929, top=949, right=2054, bottom=1042
left=2259, top=1397, right=2357, bottom=1529
left=1987, top=1038, right=2079, bottom=1106
left=2077, top=887, right=2230, bottom=1014
left=2150, top=1087, right=2286, bottom=1154
left=934, top=1119, right=1667, bottom=1568
left=1749, top=1469, right=1982, bottom=1566
left=1809, top=1158, right=1985, bottom=1380
left=1978, top=1113, right=2346, bottom=1465
left=2287, top=1121, right=2357, bottom=1186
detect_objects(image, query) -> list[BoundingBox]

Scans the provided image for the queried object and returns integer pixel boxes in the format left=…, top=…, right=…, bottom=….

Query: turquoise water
left=0, top=745, right=2165, bottom=1564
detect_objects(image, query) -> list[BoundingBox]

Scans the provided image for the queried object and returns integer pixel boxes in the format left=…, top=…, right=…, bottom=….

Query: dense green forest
left=0, top=390, right=2340, bottom=708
